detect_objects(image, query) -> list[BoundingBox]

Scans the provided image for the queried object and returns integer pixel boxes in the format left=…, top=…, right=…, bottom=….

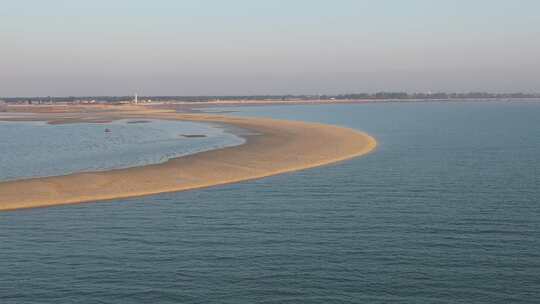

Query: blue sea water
left=1, top=101, right=539, bottom=303
left=0, top=119, right=244, bottom=182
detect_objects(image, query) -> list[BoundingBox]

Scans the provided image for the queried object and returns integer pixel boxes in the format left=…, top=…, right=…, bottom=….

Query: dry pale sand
left=0, top=106, right=377, bottom=211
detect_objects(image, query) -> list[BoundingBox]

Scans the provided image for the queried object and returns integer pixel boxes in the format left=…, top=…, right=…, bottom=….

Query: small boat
left=105, top=128, right=111, bottom=133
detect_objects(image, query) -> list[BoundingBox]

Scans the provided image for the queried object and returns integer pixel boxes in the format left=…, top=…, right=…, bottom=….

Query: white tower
left=134, top=93, right=138, bottom=104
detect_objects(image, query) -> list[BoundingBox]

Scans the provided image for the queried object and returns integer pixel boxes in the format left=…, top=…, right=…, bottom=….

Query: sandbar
left=0, top=106, right=377, bottom=211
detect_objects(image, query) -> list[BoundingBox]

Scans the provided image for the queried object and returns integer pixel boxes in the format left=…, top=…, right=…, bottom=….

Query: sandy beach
left=0, top=105, right=376, bottom=211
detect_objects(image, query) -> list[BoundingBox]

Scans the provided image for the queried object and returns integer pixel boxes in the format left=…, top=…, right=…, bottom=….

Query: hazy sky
left=2, top=0, right=540, bottom=96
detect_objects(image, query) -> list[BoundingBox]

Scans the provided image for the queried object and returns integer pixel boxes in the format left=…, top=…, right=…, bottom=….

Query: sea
left=1, top=101, right=539, bottom=303
left=0, top=119, right=244, bottom=182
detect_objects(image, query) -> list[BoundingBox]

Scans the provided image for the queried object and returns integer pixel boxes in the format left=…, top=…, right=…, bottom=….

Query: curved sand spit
left=0, top=108, right=377, bottom=211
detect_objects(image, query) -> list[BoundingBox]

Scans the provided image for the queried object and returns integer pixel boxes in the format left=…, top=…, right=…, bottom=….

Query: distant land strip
left=0, top=105, right=377, bottom=211
left=1, top=91, right=539, bottom=106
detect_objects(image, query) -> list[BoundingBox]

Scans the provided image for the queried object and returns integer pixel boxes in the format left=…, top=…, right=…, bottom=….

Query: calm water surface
left=0, top=119, right=244, bottom=181
left=1, top=101, right=539, bottom=303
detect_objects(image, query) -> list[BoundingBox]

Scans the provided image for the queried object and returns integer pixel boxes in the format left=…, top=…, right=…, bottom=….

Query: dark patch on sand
left=181, top=134, right=207, bottom=138
left=127, top=120, right=152, bottom=124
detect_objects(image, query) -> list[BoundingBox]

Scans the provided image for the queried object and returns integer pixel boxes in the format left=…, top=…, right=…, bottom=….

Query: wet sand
left=0, top=106, right=377, bottom=211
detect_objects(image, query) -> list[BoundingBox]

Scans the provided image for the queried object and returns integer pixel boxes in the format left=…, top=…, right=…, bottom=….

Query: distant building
left=0, top=100, right=7, bottom=112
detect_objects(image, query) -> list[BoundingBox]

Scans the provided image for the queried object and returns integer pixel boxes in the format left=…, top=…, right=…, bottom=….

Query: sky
left=1, top=0, right=540, bottom=97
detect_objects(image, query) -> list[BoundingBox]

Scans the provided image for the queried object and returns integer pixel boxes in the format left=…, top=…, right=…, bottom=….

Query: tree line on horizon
left=2, top=92, right=539, bottom=104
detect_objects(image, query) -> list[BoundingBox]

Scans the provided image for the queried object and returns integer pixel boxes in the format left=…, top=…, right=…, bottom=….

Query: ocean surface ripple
left=1, top=102, right=539, bottom=303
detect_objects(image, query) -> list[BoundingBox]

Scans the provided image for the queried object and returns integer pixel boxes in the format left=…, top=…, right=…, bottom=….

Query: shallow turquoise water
left=0, top=119, right=244, bottom=181
left=1, top=102, right=539, bottom=303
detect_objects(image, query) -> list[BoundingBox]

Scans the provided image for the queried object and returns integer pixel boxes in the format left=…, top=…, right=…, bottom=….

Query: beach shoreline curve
left=0, top=107, right=377, bottom=211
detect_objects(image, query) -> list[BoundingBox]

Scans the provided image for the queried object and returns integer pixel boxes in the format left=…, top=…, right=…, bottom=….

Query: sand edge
left=0, top=108, right=377, bottom=211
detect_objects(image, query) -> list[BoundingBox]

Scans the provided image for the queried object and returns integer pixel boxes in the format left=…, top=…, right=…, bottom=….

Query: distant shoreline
left=2, top=95, right=539, bottom=108
left=3, top=97, right=538, bottom=117
left=0, top=105, right=377, bottom=211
